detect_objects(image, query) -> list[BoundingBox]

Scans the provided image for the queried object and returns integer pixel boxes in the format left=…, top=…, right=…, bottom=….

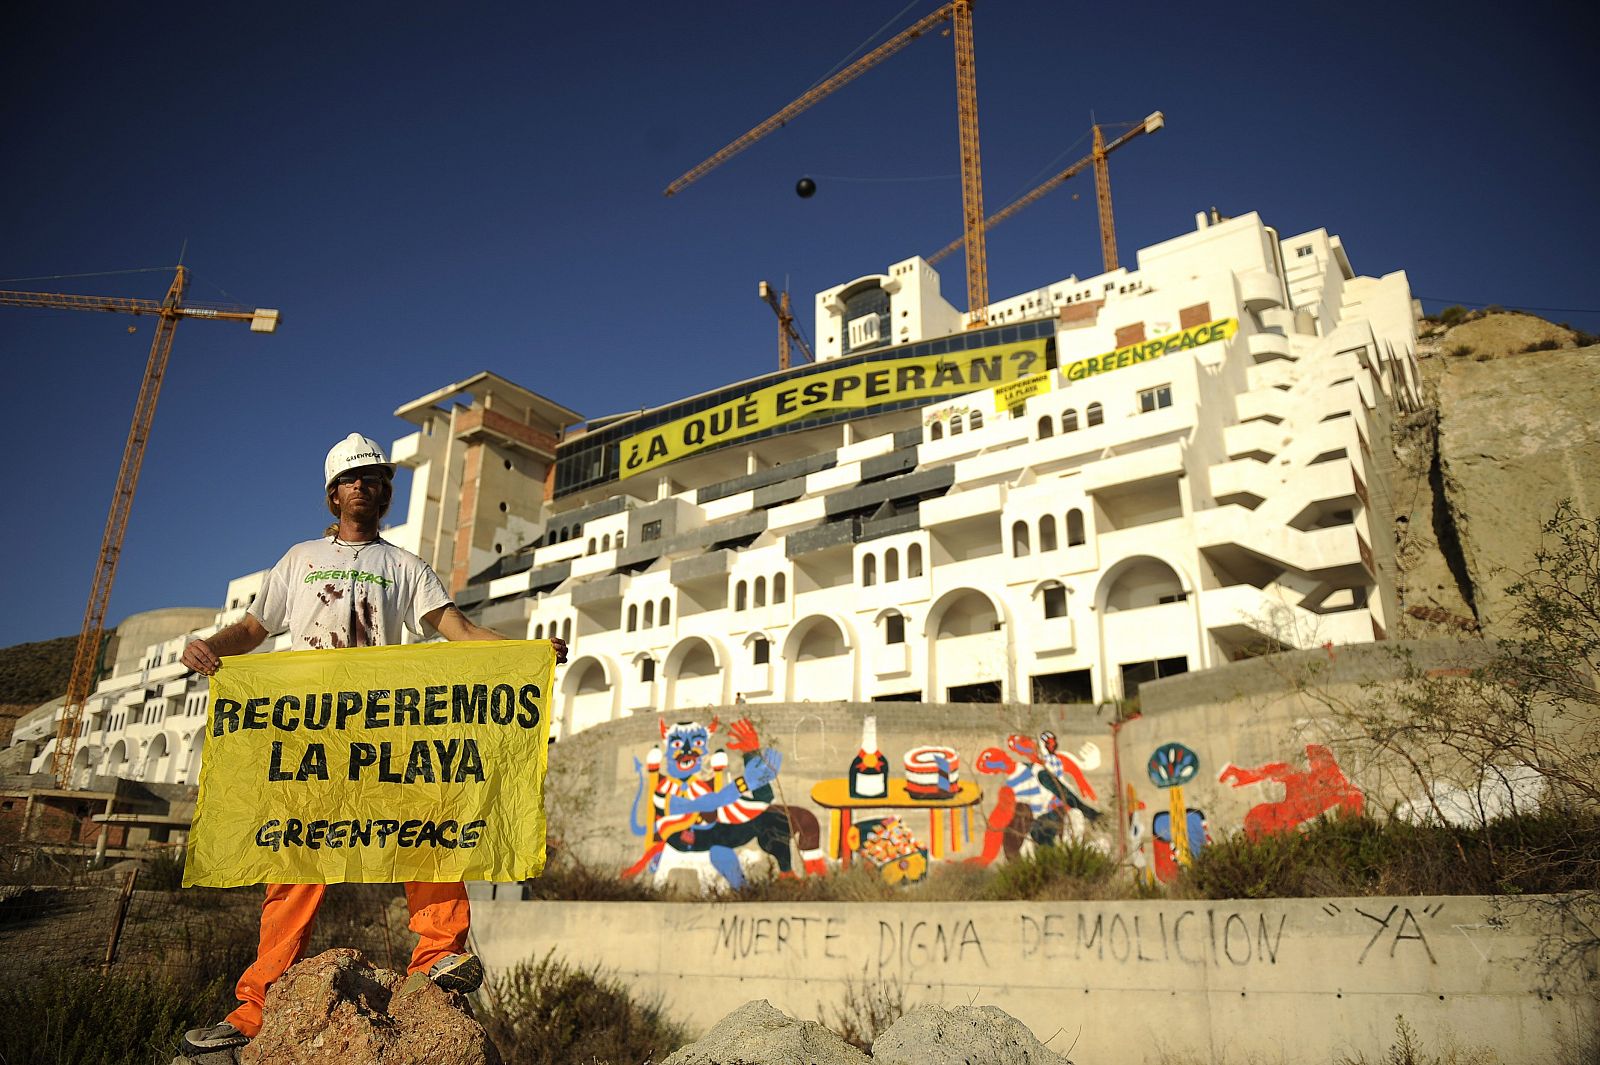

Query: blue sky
left=1, top=0, right=1593, bottom=650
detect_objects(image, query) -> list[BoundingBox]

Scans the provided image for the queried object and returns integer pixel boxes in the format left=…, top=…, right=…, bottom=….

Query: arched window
left=1037, top=416, right=1054, bottom=439
left=586, top=538, right=596, bottom=555
left=1087, top=402, right=1104, bottom=427
left=752, top=637, right=770, bottom=664
left=908, top=543, right=924, bottom=578
left=931, top=422, right=944, bottom=440
left=562, top=618, right=572, bottom=642
left=660, top=598, right=671, bottom=625
left=969, top=410, right=983, bottom=431
left=951, top=417, right=964, bottom=436
left=863, top=554, right=877, bottom=586
left=602, top=534, right=611, bottom=551
left=1063, top=410, right=1079, bottom=433
left=773, top=573, right=786, bottom=602
left=1039, top=515, right=1058, bottom=552
left=885, top=548, right=899, bottom=583
left=626, top=605, right=638, bottom=632
left=643, top=601, right=654, bottom=628
left=754, top=576, right=766, bottom=607
left=616, top=532, right=625, bottom=549
left=1012, top=520, right=1031, bottom=557
left=735, top=581, right=748, bottom=611
left=884, top=612, right=906, bottom=645
left=534, top=623, right=544, bottom=639
left=1067, top=508, right=1086, bottom=547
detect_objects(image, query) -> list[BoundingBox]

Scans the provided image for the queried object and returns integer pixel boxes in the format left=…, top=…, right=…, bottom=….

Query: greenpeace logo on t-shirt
left=303, top=568, right=394, bottom=588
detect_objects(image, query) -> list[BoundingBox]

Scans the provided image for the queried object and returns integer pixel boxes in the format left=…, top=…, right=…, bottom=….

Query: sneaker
left=427, top=952, right=484, bottom=993
left=180, top=1021, right=250, bottom=1055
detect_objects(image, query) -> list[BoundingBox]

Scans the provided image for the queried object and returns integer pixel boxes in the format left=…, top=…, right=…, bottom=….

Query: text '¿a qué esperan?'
left=211, top=682, right=542, bottom=784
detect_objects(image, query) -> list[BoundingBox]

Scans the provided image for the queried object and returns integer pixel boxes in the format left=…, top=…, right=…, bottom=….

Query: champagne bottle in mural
left=848, top=716, right=888, bottom=799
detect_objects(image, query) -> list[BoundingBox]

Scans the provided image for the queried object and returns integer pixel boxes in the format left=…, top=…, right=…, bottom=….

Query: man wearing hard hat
left=179, top=433, right=567, bottom=1058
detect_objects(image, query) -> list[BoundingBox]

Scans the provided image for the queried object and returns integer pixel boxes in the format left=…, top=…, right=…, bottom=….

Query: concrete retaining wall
left=469, top=894, right=1595, bottom=1065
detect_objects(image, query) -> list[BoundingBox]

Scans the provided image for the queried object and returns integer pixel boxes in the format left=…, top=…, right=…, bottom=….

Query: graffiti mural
left=968, top=732, right=1102, bottom=866
left=1146, top=742, right=1208, bottom=883
left=1218, top=743, right=1364, bottom=838
left=625, top=717, right=824, bottom=888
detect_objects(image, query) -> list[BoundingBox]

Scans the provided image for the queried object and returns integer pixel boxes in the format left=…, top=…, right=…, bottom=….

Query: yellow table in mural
left=809, top=779, right=982, bottom=869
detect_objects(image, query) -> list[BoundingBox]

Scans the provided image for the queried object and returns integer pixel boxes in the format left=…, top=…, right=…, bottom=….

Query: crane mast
left=666, top=1, right=991, bottom=325
left=928, top=113, right=1164, bottom=272
left=0, top=267, right=278, bottom=787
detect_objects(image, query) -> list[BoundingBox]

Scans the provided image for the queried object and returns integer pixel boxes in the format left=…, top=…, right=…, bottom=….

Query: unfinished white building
left=21, top=209, right=1421, bottom=785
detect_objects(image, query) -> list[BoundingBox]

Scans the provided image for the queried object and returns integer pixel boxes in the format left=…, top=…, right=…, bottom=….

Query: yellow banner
left=1061, top=318, right=1237, bottom=382
left=993, top=370, right=1053, bottom=412
left=620, top=339, right=1049, bottom=478
left=184, top=640, right=554, bottom=888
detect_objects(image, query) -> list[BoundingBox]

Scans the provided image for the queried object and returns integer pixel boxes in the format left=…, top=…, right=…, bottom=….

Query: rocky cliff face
left=1390, top=313, right=1599, bottom=634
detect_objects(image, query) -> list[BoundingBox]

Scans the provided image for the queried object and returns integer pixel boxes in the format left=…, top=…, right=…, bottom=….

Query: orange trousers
left=225, top=881, right=470, bottom=1037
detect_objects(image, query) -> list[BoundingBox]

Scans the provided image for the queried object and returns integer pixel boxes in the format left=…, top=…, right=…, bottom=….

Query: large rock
left=871, top=1003, right=1074, bottom=1064
left=659, top=999, right=869, bottom=1065
left=234, top=948, right=500, bottom=1065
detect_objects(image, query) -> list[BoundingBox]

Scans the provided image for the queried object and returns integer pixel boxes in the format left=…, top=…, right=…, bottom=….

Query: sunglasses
left=333, top=470, right=390, bottom=487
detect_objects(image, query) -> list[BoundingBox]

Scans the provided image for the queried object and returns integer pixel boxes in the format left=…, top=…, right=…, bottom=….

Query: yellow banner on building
left=993, top=370, right=1053, bottom=412
left=620, top=339, right=1049, bottom=478
left=1061, top=318, right=1237, bottom=382
left=184, top=640, right=554, bottom=888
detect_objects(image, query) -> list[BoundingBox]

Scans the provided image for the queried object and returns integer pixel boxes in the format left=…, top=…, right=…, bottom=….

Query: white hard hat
left=324, top=433, right=395, bottom=488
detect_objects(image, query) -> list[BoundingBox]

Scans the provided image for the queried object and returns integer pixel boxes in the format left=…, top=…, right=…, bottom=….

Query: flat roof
left=393, top=370, right=582, bottom=428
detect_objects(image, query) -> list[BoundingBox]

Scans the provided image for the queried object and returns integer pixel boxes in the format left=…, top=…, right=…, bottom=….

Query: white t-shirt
left=249, top=536, right=453, bottom=651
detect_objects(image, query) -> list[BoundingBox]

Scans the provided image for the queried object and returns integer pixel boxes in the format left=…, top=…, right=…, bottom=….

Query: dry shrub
left=821, top=970, right=906, bottom=1053
left=480, top=950, right=687, bottom=1065
left=0, top=965, right=228, bottom=1065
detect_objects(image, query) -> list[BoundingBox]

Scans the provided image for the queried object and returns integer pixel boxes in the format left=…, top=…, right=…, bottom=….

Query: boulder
left=659, top=999, right=869, bottom=1065
left=871, top=1003, right=1074, bottom=1064
left=232, top=948, right=500, bottom=1065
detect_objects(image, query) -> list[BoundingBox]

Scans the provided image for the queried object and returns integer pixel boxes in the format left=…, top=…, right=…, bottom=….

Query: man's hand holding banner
left=184, top=640, right=554, bottom=888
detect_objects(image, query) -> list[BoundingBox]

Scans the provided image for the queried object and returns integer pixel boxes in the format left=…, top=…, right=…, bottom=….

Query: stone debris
left=660, top=999, right=871, bottom=1065
left=170, top=948, right=499, bottom=1065
left=658, top=999, right=1071, bottom=1064
left=871, top=1003, right=1074, bottom=1064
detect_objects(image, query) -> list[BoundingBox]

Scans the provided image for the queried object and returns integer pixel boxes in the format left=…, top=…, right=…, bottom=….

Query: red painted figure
left=1218, top=743, right=1363, bottom=839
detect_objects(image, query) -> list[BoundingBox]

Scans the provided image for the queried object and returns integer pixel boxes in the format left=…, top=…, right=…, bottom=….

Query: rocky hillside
left=1389, top=310, right=1599, bottom=634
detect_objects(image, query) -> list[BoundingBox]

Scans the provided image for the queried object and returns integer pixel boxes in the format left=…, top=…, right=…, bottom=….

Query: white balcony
left=874, top=641, right=911, bottom=678
left=1247, top=331, right=1293, bottom=364
left=1081, top=442, right=1185, bottom=494
left=1032, top=616, right=1076, bottom=656
left=921, top=483, right=1004, bottom=528
left=1238, top=268, right=1285, bottom=312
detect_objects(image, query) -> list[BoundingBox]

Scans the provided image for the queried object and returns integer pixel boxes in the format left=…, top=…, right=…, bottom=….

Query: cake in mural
left=903, top=745, right=960, bottom=799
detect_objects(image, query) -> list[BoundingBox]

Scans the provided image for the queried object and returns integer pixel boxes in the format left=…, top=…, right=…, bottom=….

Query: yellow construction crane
left=0, top=266, right=279, bottom=787
left=665, top=0, right=991, bottom=325
left=928, top=112, right=1164, bottom=272
left=758, top=280, right=814, bottom=370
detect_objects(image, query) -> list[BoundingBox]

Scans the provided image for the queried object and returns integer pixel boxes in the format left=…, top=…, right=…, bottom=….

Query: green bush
left=0, top=966, right=228, bottom=1065
left=1437, top=305, right=1470, bottom=326
left=984, top=838, right=1115, bottom=900
left=480, top=951, right=688, bottom=1065
left=1181, top=810, right=1600, bottom=899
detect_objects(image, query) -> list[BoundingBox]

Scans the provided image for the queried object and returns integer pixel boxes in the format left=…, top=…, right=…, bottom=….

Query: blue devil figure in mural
left=624, top=717, right=825, bottom=889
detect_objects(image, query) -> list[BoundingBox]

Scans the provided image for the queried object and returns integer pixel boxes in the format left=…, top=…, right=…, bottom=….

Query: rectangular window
left=641, top=520, right=662, bottom=542
left=1114, top=323, right=1146, bottom=347
left=753, top=639, right=770, bottom=665
left=1042, top=585, right=1067, bottom=618
left=1297, top=245, right=1313, bottom=257
left=886, top=614, right=906, bottom=644
left=1178, top=302, right=1211, bottom=329
left=1138, top=384, right=1173, bottom=413
left=640, top=659, right=656, bottom=682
